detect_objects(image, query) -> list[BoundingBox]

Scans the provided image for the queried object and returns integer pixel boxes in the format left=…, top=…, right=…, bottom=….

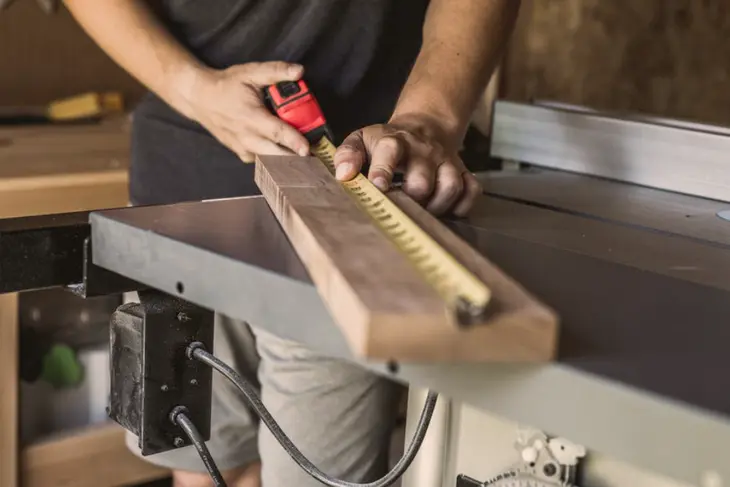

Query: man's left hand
left=333, top=114, right=482, bottom=217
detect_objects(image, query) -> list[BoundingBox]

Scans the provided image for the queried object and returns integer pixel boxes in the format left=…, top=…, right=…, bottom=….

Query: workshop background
left=1, top=1, right=727, bottom=486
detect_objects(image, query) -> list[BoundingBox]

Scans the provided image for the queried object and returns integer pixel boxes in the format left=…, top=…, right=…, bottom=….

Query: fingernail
left=298, top=147, right=309, bottom=157
left=290, top=64, right=304, bottom=77
left=373, top=177, right=389, bottom=192
left=336, top=163, right=353, bottom=180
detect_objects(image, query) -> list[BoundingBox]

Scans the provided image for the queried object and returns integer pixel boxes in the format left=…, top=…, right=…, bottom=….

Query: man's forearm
left=391, top=0, right=520, bottom=144
left=63, top=0, right=206, bottom=118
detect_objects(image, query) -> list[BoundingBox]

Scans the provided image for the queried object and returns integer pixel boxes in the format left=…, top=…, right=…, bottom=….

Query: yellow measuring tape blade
left=310, top=136, right=492, bottom=320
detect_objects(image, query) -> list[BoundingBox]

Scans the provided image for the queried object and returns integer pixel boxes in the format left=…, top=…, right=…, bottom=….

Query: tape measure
left=265, top=81, right=491, bottom=324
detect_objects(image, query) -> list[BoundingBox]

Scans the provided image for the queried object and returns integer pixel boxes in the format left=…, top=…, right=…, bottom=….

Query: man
left=63, top=1, right=520, bottom=486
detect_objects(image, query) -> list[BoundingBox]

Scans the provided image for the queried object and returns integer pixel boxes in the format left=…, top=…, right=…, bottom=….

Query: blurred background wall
left=4, top=0, right=730, bottom=127
left=0, top=1, right=143, bottom=106
left=503, top=0, right=730, bottom=126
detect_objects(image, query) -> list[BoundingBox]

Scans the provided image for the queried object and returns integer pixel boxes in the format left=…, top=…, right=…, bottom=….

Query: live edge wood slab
left=255, top=154, right=559, bottom=362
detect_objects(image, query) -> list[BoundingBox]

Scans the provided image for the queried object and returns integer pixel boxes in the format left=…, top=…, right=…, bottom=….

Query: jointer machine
left=3, top=96, right=730, bottom=487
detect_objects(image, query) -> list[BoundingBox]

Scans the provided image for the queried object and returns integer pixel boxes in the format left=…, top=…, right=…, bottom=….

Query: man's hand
left=333, top=114, right=483, bottom=217
left=63, top=1, right=312, bottom=163
left=183, top=62, right=310, bottom=162
left=330, top=0, right=518, bottom=218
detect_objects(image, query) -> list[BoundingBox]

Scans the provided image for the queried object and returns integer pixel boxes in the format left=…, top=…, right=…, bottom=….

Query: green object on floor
left=40, top=344, right=84, bottom=389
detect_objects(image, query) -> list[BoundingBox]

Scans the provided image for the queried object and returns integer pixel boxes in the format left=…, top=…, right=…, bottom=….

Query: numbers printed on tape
left=311, top=137, right=492, bottom=323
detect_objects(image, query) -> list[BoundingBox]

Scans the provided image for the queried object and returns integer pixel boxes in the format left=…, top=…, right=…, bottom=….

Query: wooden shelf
left=0, top=117, right=130, bottom=219
left=21, top=424, right=169, bottom=487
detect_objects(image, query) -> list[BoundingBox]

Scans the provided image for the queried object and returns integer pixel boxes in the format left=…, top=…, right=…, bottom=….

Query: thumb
left=334, top=131, right=366, bottom=181
left=238, top=61, right=304, bottom=87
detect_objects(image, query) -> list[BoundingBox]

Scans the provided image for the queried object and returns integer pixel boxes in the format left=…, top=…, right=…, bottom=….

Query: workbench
left=0, top=118, right=167, bottom=487
left=85, top=101, right=730, bottom=487
left=3, top=100, right=730, bottom=487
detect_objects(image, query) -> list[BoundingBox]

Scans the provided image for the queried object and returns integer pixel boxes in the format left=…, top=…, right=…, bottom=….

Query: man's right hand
left=63, top=0, right=310, bottom=164
left=180, top=62, right=311, bottom=163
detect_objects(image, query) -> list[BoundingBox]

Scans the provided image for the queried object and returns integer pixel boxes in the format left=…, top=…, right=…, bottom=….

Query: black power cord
left=186, top=341, right=438, bottom=487
left=170, top=406, right=228, bottom=487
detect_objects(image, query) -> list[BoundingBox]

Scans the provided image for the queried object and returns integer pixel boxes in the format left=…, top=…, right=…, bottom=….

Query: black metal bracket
left=0, top=211, right=142, bottom=295
left=0, top=211, right=215, bottom=456
left=109, top=290, right=214, bottom=456
left=69, top=236, right=144, bottom=297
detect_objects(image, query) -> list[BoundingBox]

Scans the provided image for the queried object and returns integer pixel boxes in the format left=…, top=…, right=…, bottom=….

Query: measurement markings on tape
left=310, top=136, right=492, bottom=324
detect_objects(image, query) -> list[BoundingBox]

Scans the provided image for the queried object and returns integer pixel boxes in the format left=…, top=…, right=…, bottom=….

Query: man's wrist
left=164, top=62, right=213, bottom=120
left=390, top=101, right=466, bottom=151
left=390, top=70, right=473, bottom=149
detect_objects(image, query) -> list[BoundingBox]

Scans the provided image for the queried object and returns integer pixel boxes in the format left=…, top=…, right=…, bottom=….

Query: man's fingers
left=254, top=108, right=310, bottom=156
left=334, top=131, right=367, bottom=181
left=237, top=61, right=304, bottom=87
left=426, top=162, right=464, bottom=215
left=368, top=136, right=404, bottom=192
left=238, top=151, right=256, bottom=163
left=452, top=172, right=483, bottom=217
left=402, top=157, right=435, bottom=203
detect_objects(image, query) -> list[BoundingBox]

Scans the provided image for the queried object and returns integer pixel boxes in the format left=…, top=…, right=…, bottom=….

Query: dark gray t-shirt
left=130, top=0, right=429, bottom=205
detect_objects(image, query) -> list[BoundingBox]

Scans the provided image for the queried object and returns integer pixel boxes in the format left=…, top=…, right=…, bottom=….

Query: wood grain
left=255, top=154, right=448, bottom=358
left=21, top=424, right=168, bottom=487
left=0, top=171, right=129, bottom=219
left=255, top=154, right=558, bottom=361
left=386, top=192, right=558, bottom=361
left=0, top=118, right=130, bottom=218
left=0, top=293, right=18, bottom=487
left=0, top=118, right=130, bottom=179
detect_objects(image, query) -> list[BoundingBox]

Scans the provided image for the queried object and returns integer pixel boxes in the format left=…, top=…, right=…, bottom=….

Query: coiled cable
left=187, top=341, right=438, bottom=487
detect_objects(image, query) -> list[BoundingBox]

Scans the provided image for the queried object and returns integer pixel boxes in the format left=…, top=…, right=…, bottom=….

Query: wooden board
left=255, top=154, right=558, bottom=362
left=0, top=293, right=18, bottom=487
left=0, top=118, right=130, bottom=179
left=21, top=424, right=168, bottom=487
left=0, top=171, right=128, bottom=219
left=0, top=118, right=130, bottom=218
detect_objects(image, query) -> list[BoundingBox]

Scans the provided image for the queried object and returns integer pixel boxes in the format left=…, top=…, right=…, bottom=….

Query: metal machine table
left=89, top=164, right=730, bottom=485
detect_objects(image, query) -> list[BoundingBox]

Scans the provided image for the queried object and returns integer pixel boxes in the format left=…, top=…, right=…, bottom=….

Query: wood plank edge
left=21, top=423, right=169, bottom=487
left=0, top=169, right=128, bottom=193
left=255, top=156, right=558, bottom=362
left=0, top=293, right=19, bottom=487
left=366, top=310, right=558, bottom=362
left=387, top=190, right=559, bottom=362
left=254, top=156, right=373, bottom=354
